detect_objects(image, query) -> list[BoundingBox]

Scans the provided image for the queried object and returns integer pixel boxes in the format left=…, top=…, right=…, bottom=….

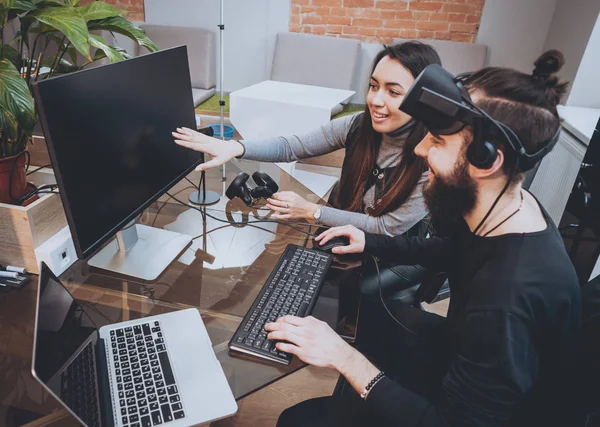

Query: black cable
left=184, top=176, right=199, bottom=190
left=166, top=192, right=326, bottom=238
left=14, top=183, right=59, bottom=205
left=191, top=221, right=278, bottom=241
left=372, top=254, right=418, bottom=337
left=473, top=160, right=519, bottom=236
left=151, top=185, right=196, bottom=227
left=26, top=164, right=52, bottom=176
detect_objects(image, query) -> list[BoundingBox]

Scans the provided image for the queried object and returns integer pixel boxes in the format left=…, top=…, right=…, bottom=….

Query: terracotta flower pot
left=0, top=152, right=29, bottom=204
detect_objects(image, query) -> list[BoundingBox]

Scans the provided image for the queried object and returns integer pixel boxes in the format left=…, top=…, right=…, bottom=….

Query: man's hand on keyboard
left=265, top=315, right=352, bottom=370
left=315, top=225, right=365, bottom=255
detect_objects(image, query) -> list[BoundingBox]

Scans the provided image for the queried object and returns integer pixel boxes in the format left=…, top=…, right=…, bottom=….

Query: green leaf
left=40, top=55, right=78, bottom=73
left=12, top=0, right=35, bottom=9
left=33, top=5, right=90, bottom=60
left=5, top=0, right=35, bottom=23
left=64, top=0, right=80, bottom=5
left=89, top=16, right=158, bottom=52
left=44, top=32, right=77, bottom=64
left=0, top=104, right=19, bottom=141
left=35, top=0, right=64, bottom=6
left=0, top=44, right=21, bottom=69
left=88, top=33, right=126, bottom=63
left=77, top=1, right=123, bottom=21
left=0, top=0, right=16, bottom=8
left=0, top=59, right=35, bottom=138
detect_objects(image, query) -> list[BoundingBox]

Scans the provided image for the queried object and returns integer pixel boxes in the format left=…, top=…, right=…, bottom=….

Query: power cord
left=26, top=164, right=52, bottom=176
left=371, top=254, right=418, bottom=337
left=151, top=185, right=196, bottom=227
left=166, top=192, right=327, bottom=239
left=14, top=183, right=59, bottom=205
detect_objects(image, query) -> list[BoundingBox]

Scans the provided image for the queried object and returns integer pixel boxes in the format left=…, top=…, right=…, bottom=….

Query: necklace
left=481, top=190, right=524, bottom=237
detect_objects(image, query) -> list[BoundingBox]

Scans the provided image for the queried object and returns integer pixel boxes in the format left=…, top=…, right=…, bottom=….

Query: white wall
left=565, top=12, right=600, bottom=107
left=476, top=0, right=558, bottom=71
left=144, top=0, right=290, bottom=92
left=543, top=0, right=600, bottom=99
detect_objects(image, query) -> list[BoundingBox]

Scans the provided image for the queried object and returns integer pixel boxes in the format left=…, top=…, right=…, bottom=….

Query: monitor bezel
left=32, top=45, right=203, bottom=259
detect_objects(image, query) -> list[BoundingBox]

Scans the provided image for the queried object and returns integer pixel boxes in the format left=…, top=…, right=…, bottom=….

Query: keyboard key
left=159, top=395, right=168, bottom=404
left=169, top=394, right=180, bottom=403
left=150, top=401, right=159, bottom=410
left=171, top=402, right=182, bottom=411
left=151, top=410, right=162, bottom=425
left=157, top=352, right=175, bottom=385
left=173, top=410, right=185, bottom=420
left=167, top=385, right=178, bottom=395
left=140, top=407, right=149, bottom=416
left=141, top=415, right=152, bottom=427
left=160, top=403, right=173, bottom=422
left=130, top=414, right=139, bottom=423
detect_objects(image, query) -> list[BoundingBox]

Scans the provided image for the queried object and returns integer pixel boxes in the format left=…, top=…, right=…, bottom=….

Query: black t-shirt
left=362, top=199, right=582, bottom=426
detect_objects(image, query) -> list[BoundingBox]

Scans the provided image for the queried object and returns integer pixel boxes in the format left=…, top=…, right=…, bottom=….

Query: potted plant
left=0, top=0, right=157, bottom=205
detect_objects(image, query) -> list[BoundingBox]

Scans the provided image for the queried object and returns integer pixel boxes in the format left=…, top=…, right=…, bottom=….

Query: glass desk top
left=0, top=159, right=362, bottom=426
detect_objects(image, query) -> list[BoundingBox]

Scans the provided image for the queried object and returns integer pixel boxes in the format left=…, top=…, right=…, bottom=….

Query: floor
left=210, top=299, right=450, bottom=427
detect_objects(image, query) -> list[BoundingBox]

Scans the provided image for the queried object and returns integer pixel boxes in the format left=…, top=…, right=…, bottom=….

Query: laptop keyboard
left=110, top=321, right=185, bottom=426
left=61, top=341, right=100, bottom=427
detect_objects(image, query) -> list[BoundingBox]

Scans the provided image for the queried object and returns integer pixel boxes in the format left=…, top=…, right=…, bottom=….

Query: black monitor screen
left=33, top=46, right=202, bottom=257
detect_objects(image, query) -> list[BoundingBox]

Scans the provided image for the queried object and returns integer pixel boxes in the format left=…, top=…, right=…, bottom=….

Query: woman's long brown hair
left=335, top=42, right=441, bottom=216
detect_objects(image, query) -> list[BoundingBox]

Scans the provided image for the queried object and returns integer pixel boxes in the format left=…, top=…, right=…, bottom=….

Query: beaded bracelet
left=360, top=371, right=385, bottom=400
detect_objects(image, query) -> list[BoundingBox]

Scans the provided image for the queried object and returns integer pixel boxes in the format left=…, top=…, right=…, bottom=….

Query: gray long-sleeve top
left=239, top=113, right=428, bottom=236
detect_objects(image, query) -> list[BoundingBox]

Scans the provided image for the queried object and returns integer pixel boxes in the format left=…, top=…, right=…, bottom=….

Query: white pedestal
left=230, top=80, right=355, bottom=141
left=230, top=80, right=354, bottom=198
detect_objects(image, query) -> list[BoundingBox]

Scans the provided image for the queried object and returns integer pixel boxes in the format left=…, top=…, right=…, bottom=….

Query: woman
left=173, top=41, right=441, bottom=236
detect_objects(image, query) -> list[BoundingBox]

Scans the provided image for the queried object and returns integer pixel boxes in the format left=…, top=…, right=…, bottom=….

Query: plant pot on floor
left=0, top=152, right=30, bottom=204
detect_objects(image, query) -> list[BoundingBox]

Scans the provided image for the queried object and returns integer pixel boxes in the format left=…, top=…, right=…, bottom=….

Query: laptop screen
left=33, top=263, right=102, bottom=427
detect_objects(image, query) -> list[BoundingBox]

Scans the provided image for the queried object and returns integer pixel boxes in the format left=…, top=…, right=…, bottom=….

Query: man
left=265, top=51, right=581, bottom=426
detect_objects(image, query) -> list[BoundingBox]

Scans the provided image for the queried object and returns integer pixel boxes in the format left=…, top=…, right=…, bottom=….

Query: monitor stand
left=88, top=223, right=192, bottom=281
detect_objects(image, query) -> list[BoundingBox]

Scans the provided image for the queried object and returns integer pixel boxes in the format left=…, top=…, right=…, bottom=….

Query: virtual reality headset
left=399, top=64, right=560, bottom=172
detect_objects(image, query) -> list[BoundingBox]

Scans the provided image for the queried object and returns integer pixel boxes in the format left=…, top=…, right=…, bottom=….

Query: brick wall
left=81, top=0, right=145, bottom=22
left=290, top=0, right=485, bottom=44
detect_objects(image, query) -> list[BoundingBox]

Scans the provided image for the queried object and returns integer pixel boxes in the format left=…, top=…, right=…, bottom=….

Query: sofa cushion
left=271, top=32, right=360, bottom=92
left=140, top=24, right=216, bottom=90
left=393, top=38, right=488, bottom=75
left=192, top=88, right=216, bottom=106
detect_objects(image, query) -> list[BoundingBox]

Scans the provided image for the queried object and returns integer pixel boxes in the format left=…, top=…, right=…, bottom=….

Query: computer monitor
left=33, top=46, right=200, bottom=280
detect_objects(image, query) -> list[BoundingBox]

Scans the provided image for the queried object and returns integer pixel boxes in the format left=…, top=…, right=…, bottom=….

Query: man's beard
left=423, top=158, right=478, bottom=224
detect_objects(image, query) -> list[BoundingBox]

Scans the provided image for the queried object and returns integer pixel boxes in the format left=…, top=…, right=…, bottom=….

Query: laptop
left=32, top=262, right=237, bottom=427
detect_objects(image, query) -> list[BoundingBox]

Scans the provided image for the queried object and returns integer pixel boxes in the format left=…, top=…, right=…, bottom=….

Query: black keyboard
left=109, top=320, right=185, bottom=427
left=61, top=341, right=100, bottom=427
left=229, top=244, right=332, bottom=364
